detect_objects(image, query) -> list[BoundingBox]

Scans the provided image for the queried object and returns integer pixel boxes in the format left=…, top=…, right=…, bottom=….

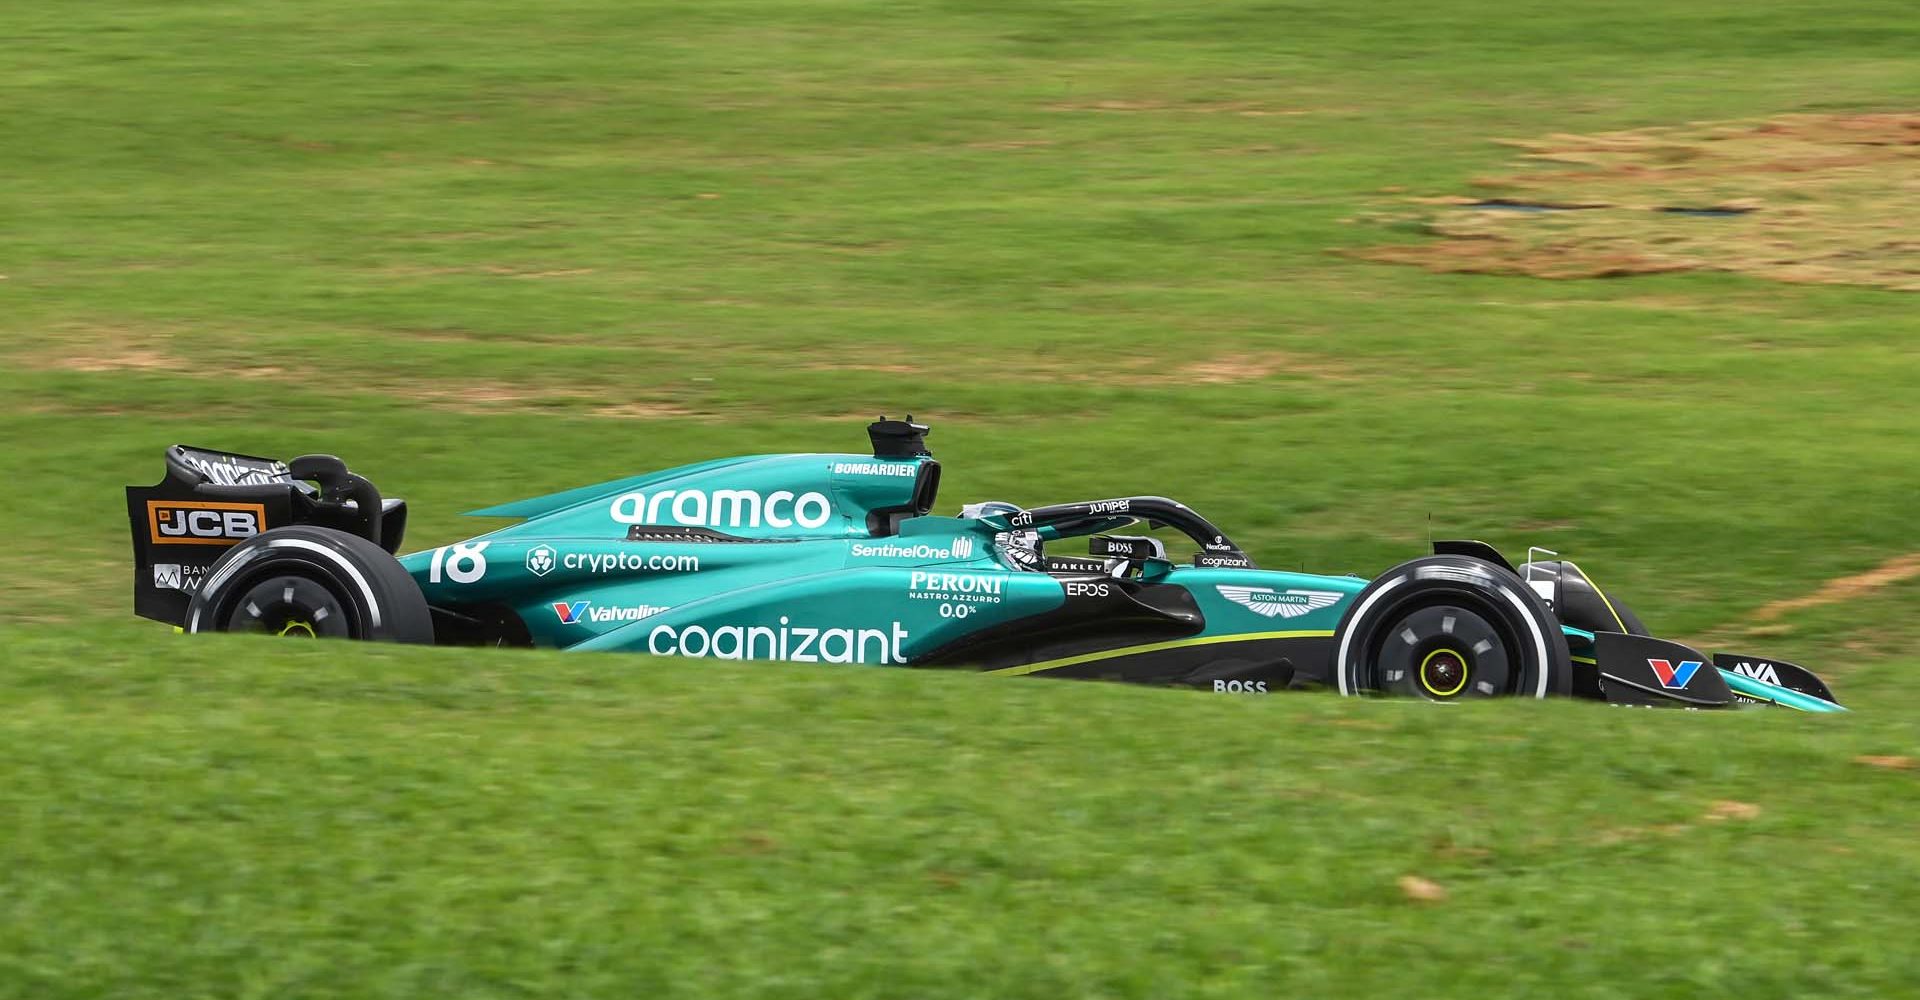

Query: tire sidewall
left=1333, top=555, right=1572, bottom=699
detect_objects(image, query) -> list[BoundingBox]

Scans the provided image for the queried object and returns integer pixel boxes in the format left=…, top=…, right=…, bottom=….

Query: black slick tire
left=184, top=526, right=433, bottom=643
left=1333, top=555, right=1571, bottom=700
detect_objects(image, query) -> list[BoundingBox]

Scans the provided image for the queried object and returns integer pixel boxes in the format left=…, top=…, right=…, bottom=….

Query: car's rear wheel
left=186, top=526, right=433, bottom=643
left=221, top=574, right=354, bottom=637
left=1334, top=555, right=1571, bottom=699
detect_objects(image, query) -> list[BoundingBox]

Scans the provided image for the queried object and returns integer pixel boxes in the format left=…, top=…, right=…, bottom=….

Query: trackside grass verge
left=3, top=625, right=1918, bottom=998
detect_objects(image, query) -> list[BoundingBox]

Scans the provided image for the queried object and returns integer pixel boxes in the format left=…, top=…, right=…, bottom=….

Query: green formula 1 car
left=126, top=417, right=1842, bottom=711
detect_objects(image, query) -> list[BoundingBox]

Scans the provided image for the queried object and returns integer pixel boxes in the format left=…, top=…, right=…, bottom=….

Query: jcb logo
left=147, top=500, right=265, bottom=546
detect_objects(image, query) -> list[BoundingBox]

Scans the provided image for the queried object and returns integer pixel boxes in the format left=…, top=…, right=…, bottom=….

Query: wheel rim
left=223, top=575, right=353, bottom=638
left=1418, top=648, right=1469, bottom=697
left=1369, top=603, right=1513, bottom=700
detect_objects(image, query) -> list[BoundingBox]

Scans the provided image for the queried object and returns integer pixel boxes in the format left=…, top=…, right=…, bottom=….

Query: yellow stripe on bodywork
left=986, top=630, right=1335, bottom=677
left=1566, top=560, right=1629, bottom=633
left=1571, top=655, right=1597, bottom=665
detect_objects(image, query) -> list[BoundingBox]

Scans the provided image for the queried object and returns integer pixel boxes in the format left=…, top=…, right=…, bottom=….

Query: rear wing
left=126, top=446, right=406, bottom=625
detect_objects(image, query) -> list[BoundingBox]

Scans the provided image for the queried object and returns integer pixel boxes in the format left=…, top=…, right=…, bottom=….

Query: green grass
left=5, top=624, right=1919, bottom=999
left=2, top=0, right=1918, bottom=995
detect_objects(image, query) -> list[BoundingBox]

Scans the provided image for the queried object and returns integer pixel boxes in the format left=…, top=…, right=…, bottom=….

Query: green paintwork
left=399, top=450, right=1363, bottom=664
left=397, top=449, right=1835, bottom=712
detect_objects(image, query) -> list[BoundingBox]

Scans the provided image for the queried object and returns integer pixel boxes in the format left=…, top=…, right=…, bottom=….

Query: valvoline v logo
left=1648, top=658, right=1704, bottom=689
left=552, top=600, right=670, bottom=626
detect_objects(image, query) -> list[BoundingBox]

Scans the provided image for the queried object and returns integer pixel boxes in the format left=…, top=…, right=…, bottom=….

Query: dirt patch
left=1751, top=553, right=1920, bottom=621
left=1592, top=824, right=1688, bottom=846
left=1367, top=238, right=1695, bottom=281
left=61, top=348, right=184, bottom=373
left=27, top=325, right=191, bottom=374
left=1594, top=801, right=1762, bottom=844
left=373, top=264, right=597, bottom=279
left=1702, top=800, right=1762, bottom=822
left=1397, top=875, right=1448, bottom=903
left=1357, top=113, right=1920, bottom=291
left=966, top=139, right=1055, bottom=151
left=816, top=351, right=1354, bottom=385
left=29, top=334, right=694, bottom=421
left=412, top=385, right=698, bottom=419
left=1173, top=351, right=1357, bottom=383
left=809, top=362, right=927, bottom=376
left=479, top=266, right=596, bottom=279
left=414, top=384, right=542, bottom=408
left=782, top=239, right=901, bottom=256
left=1045, top=100, right=1308, bottom=117
left=591, top=402, right=700, bottom=419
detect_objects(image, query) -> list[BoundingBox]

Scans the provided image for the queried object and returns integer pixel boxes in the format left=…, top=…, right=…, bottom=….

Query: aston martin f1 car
left=126, top=418, right=1842, bottom=711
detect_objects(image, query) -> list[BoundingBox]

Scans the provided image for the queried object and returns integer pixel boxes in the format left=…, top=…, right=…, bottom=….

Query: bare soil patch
left=61, top=348, right=182, bottom=373
left=1358, top=113, right=1920, bottom=291
left=591, top=402, right=700, bottom=419
left=29, top=326, right=187, bottom=374
left=28, top=332, right=694, bottom=421
left=1751, top=552, right=1920, bottom=621
left=1702, top=800, right=1762, bottom=822
left=1045, top=100, right=1308, bottom=117
left=1397, top=875, right=1448, bottom=903
left=373, top=264, right=597, bottom=279
left=1173, top=351, right=1357, bottom=383
left=818, top=350, right=1355, bottom=385
left=966, top=139, right=1056, bottom=151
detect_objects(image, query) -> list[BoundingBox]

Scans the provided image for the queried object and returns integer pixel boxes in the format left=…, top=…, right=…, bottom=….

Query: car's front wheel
left=1333, top=555, right=1570, bottom=700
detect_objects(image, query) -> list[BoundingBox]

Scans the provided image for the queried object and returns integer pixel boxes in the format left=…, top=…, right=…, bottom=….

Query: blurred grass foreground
left=2, top=0, right=1918, bottom=996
